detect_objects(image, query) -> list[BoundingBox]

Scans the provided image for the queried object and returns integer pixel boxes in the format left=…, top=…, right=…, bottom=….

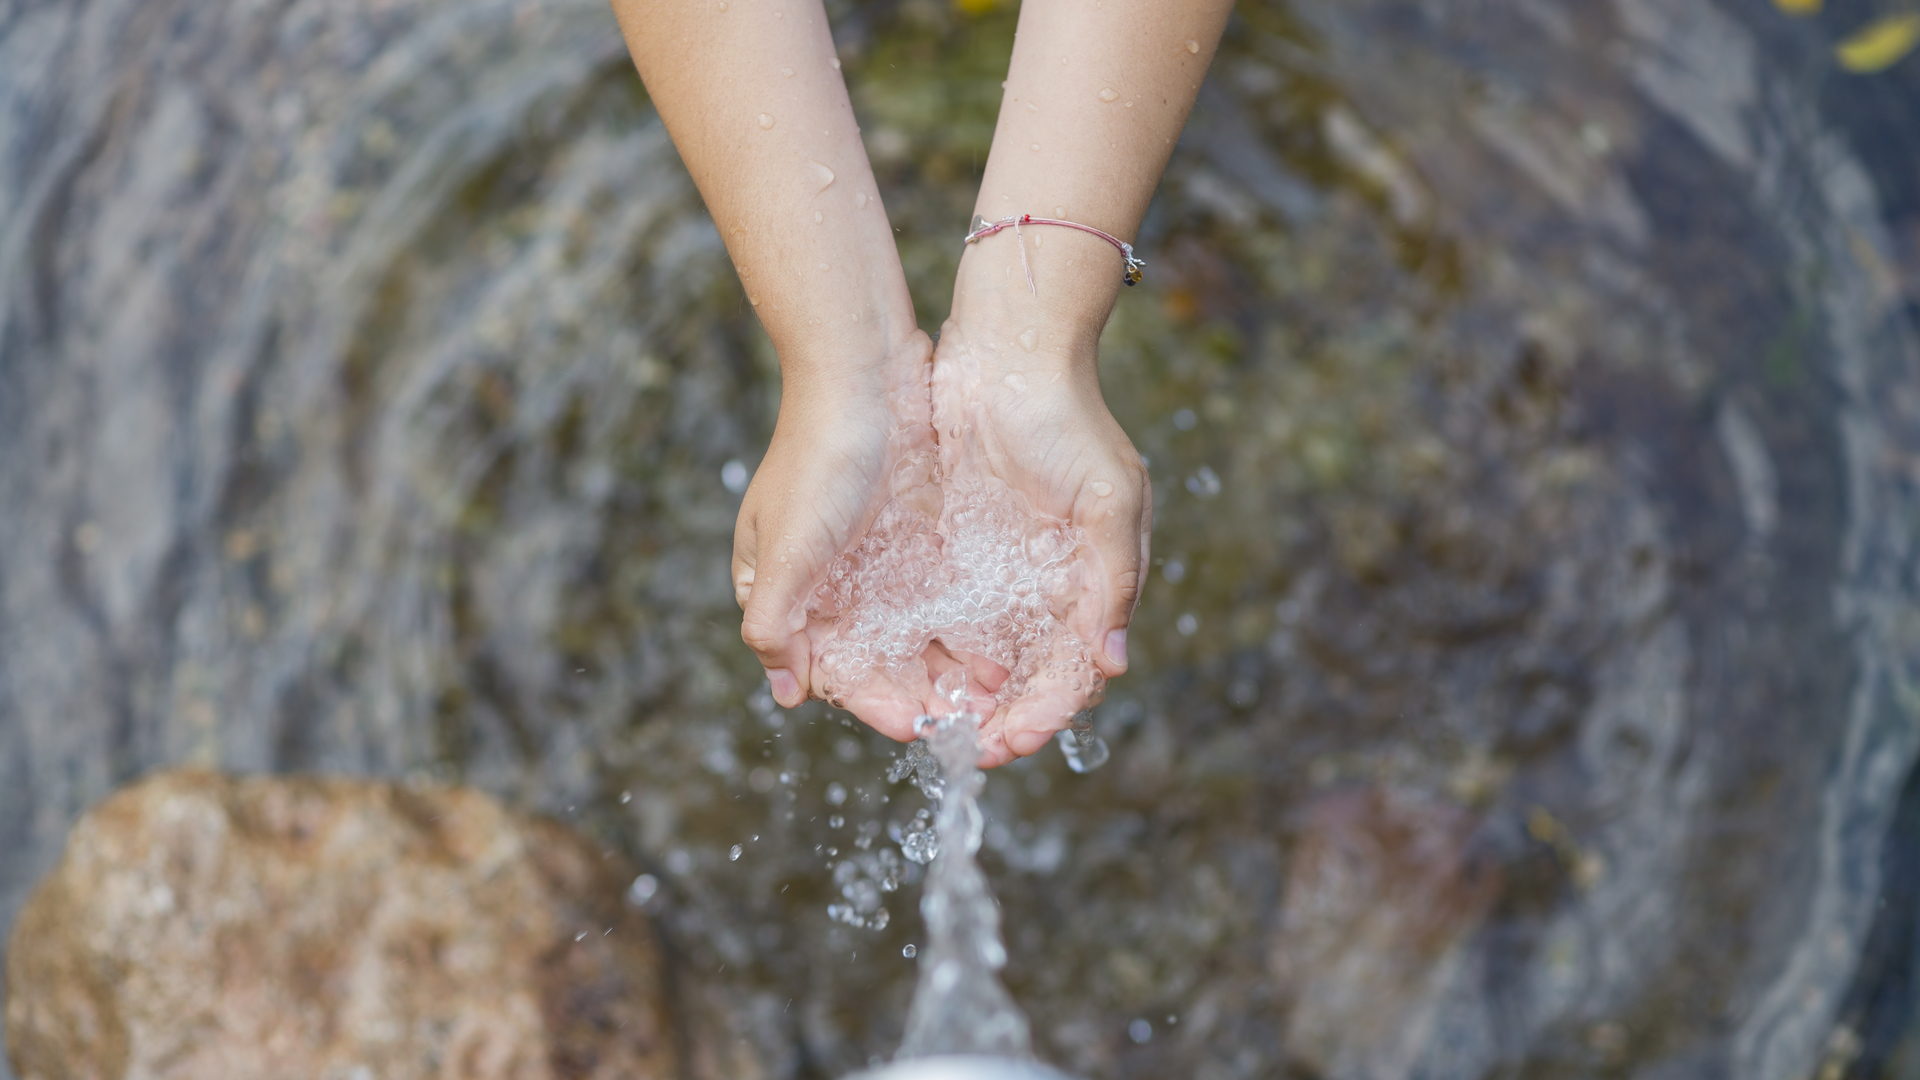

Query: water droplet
left=1003, top=372, right=1028, bottom=392
left=716, top=0, right=727, bottom=8
left=903, top=944, right=918, bottom=958
left=813, top=210, right=824, bottom=223
left=721, top=460, right=750, bottom=493
left=809, top=159, right=836, bottom=190
left=757, top=113, right=775, bottom=129
left=781, top=67, right=795, bottom=77
left=1029, top=142, right=1041, bottom=152
left=830, top=57, right=841, bottom=70
left=1185, top=39, right=1200, bottom=53
left=1054, top=205, right=1066, bottom=216
left=575, top=931, right=588, bottom=942
left=1026, top=101, right=1039, bottom=112
left=1177, top=612, right=1199, bottom=636
left=829, top=814, right=845, bottom=828
left=619, top=789, right=633, bottom=804
left=1172, top=407, right=1198, bottom=431
left=1129, top=1018, right=1154, bottom=1043
left=1091, top=480, right=1114, bottom=497
left=1016, top=327, right=1038, bottom=352
left=729, top=844, right=744, bottom=861
left=1186, top=464, right=1222, bottom=498
left=627, top=874, right=659, bottom=904
left=1098, top=87, right=1119, bottom=102
left=1058, top=724, right=1111, bottom=773
left=856, top=192, right=870, bottom=209
left=774, top=8, right=783, bottom=15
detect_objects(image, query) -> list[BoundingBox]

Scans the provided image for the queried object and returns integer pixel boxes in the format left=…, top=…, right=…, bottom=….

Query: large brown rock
left=4, top=770, right=677, bottom=1080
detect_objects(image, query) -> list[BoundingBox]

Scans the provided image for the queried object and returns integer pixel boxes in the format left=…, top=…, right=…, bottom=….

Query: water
left=3, top=1, right=1920, bottom=1078
left=897, top=676, right=1032, bottom=1060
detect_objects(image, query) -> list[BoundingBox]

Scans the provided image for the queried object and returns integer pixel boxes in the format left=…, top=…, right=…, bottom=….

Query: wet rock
left=3, top=770, right=676, bottom=1080
left=1271, top=787, right=1500, bottom=1080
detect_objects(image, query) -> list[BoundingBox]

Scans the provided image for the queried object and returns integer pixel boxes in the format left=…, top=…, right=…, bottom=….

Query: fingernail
left=1104, top=629, right=1128, bottom=668
left=767, top=668, right=801, bottom=707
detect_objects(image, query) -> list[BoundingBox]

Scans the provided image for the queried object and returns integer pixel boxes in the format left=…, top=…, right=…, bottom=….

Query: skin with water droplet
left=1091, top=481, right=1114, bottom=497
left=1003, top=373, right=1028, bottom=392
left=809, top=159, right=836, bottom=191
left=1098, top=87, right=1118, bottom=102
left=1029, top=143, right=1041, bottom=152
left=1016, top=327, right=1038, bottom=352
left=814, top=211, right=824, bottom=223
left=1186, top=39, right=1200, bottom=53
left=855, top=192, right=870, bottom=209
left=757, top=113, right=774, bottom=129
left=781, top=67, right=794, bottom=77
left=830, top=57, right=841, bottom=70
left=1026, top=101, right=1039, bottom=113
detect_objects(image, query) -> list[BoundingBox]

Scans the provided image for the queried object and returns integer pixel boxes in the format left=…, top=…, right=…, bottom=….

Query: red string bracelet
left=964, top=213, right=1146, bottom=294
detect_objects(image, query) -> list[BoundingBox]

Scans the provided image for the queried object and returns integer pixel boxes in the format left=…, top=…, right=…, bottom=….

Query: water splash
left=897, top=672, right=1033, bottom=1059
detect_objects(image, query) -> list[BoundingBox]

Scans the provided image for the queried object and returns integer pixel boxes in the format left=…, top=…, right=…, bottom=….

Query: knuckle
left=739, top=611, right=787, bottom=656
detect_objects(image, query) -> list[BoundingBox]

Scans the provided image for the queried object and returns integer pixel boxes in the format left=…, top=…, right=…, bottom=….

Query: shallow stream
left=4, top=0, right=1920, bottom=1077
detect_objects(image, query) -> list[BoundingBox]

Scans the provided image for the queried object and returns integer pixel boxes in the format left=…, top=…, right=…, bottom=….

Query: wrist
left=947, top=228, right=1121, bottom=371
left=773, top=318, right=932, bottom=419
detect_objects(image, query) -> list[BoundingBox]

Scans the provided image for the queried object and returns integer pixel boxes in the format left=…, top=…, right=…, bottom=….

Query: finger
left=1077, top=465, right=1150, bottom=680
left=839, top=679, right=926, bottom=743
left=736, top=509, right=815, bottom=709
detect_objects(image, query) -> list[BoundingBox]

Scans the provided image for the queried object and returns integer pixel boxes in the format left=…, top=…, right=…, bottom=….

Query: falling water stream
left=5, top=0, right=1920, bottom=1077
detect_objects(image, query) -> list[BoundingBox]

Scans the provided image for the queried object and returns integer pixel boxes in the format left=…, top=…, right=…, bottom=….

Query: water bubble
left=1003, top=372, right=1028, bottom=392
left=1177, top=613, right=1199, bottom=636
left=903, top=944, right=918, bottom=958
left=749, top=767, right=776, bottom=793
left=627, top=874, right=659, bottom=905
left=1185, top=39, right=1200, bottom=53
left=1091, top=480, right=1114, bottom=498
left=829, top=814, right=846, bottom=829
left=835, top=737, right=862, bottom=763
left=729, top=844, right=744, bottom=862
left=1016, top=327, right=1038, bottom=352
left=721, top=460, right=750, bottom=492
left=757, top=113, right=775, bottom=129
left=1098, top=87, right=1119, bottom=102
left=1172, top=407, right=1198, bottom=430
left=1162, top=557, right=1186, bottom=584
left=1129, top=1018, right=1154, bottom=1043
left=665, top=849, right=694, bottom=875
left=827, top=781, right=848, bottom=805
left=809, top=159, right=836, bottom=191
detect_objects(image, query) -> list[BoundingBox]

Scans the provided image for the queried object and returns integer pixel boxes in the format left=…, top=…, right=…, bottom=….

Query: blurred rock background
left=2, top=0, right=1920, bottom=1077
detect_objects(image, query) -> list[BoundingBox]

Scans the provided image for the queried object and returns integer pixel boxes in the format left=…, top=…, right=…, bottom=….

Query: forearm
left=952, top=0, right=1233, bottom=360
left=608, top=0, right=918, bottom=393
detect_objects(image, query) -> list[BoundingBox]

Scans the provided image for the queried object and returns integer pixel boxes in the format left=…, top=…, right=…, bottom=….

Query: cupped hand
left=731, top=332, right=937, bottom=741
left=923, top=317, right=1151, bottom=767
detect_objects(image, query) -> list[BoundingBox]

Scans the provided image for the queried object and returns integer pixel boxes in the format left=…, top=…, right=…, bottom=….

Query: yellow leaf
left=1775, top=0, right=1822, bottom=13
left=1836, top=13, right=1920, bottom=73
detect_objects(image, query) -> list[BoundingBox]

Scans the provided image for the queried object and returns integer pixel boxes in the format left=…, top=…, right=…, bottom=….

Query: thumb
left=733, top=508, right=815, bottom=709
left=1081, top=467, right=1150, bottom=680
